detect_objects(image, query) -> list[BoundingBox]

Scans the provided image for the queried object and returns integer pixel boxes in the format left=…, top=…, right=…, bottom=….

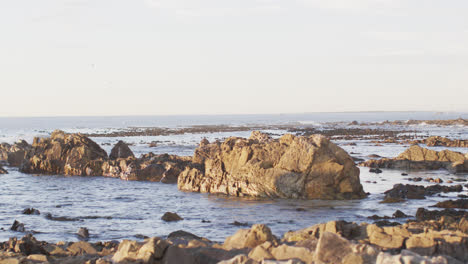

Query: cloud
left=298, top=0, right=400, bottom=9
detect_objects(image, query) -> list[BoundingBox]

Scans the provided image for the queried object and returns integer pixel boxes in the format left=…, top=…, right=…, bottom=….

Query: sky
left=0, top=0, right=467, bottom=117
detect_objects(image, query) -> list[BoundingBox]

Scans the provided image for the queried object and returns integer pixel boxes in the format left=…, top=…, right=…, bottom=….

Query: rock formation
left=20, top=130, right=108, bottom=176
left=2, top=214, right=468, bottom=264
left=102, top=153, right=191, bottom=182
left=361, top=145, right=468, bottom=173
left=381, top=184, right=463, bottom=203
left=0, top=140, right=32, bottom=167
left=412, top=136, right=468, bottom=148
left=178, top=132, right=366, bottom=199
left=109, top=140, right=135, bottom=159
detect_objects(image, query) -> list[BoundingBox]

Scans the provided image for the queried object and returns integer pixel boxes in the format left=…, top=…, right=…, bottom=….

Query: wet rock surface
left=433, top=199, right=468, bottom=209
left=361, top=145, right=468, bottom=173
left=1, top=214, right=468, bottom=263
left=382, top=184, right=463, bottom=202
left=178, top=132, right=366, bottom=200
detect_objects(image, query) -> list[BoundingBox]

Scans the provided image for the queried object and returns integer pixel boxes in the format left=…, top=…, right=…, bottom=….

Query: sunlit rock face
left=178, top=131, right=366, bottom=200
left=20, top=130, right=108, bottom=176
left=361, top=145, right=468, bottom=173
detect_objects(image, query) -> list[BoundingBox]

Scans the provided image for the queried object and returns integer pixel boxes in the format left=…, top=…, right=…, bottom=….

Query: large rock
left=178, top=132, right=366, bottom=200
left=361, top=145, right=468, bottom=173
left=20, top=130, right=108, bottom=176
left=109, top=140, right=135, bottom=160
left=224, top=224, right=277, bottom=250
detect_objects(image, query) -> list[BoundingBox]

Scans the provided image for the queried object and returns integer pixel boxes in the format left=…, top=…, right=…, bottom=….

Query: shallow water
left=0, top=112, right=467, bottom=243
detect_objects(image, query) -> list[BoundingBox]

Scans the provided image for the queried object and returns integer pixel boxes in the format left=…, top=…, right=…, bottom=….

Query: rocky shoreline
left=2, top=207, right=468, bottom=264
left=0, top=123, right=467, bottom=263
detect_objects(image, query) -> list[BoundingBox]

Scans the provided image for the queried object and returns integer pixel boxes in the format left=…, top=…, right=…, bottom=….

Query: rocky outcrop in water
left=0, top=165, right=7, bottom=174
left=433, top=199, right=468, bottom=209
left=0, top=140, right=32, bottom=167
left=412, top=136, right=468, bottom=148
left=102, top=153, right=191, bottom=182
left=381, top=184, right=463, bottom=203
left=178, top=132, right=366, bottom=200
left=361, top=145, right=468, bottom=173
left=19, top=130, right=108, bottom=176
left=109, top=140, right=135, bottom=159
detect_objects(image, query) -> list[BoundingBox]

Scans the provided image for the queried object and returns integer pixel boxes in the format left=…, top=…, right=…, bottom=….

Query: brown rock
left=20, top=130, right=108, bottom=176
left=361, top=145, right=468, bottom=173
left=315, top=232, right=353, bottom=264
left=161, top=212, right=183, bottom=222
left=67, top=241, right=98, bottom=256
left=433, top=199, right=468, bottom=209
left=179, top=132, right=366, bottom=200
left=224, top=224, right=277, bottom=250
left=109, top=140, right=135, bottom=160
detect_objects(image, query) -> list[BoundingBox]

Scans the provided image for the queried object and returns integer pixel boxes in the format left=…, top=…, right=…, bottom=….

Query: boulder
left=20, top=130, right=108, bottom=176
left=22, top=208, right=40, bottom=215
left=224, top=224, right=277, bottom=250
left=10, top=220, right=25, bottom=232
left=67, top=241, right=98, bottom=256
left=179, top=132, right=366, bottom=200
left=361, top=145, right=468, bottom=173
left=161, top=212, right=183, bottom=222
left=77, top=227, right=90, bottom=239
left=109, top=140, right=135, bottom=160
left=9, top=235, right=49, bottom=255
left=0, top=165, right=7, bottom=174
left=415, top=208, right=468, bottom=221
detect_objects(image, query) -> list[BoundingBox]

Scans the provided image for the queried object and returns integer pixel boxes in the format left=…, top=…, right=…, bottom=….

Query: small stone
left=77, top=227, right=90, bottom=239
left=10, top=220, right=25, bottom=232
left=161, top=212, right=183, bottom=222
left=22, top=208, right=40, bottom=215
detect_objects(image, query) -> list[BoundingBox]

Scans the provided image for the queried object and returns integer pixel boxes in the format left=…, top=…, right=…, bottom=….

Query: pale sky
left=1, top=0, right=467, bottom=116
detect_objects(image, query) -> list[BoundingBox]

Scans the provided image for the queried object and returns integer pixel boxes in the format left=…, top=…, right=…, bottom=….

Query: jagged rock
left=9, top=235, right=49, bottom=255
left=415, top=208, right=468, bottom=221
left=22, top=208, right=40, bottom=215
left=20, top=130, right=108, bottom=176
left=0, top=140, right=32, bottom=167
left=77, top=227, right=90, bottom=239
left=102, top=153, right=191, bottom=183
left=161, top=212, right=183, bottom=222
left=392, top=210, right=410, bottom=218
left=412, top=136, right=468, bottom=148
left=109, top=140, right=135, bottom=160
left=224, top=224, right=277, bottom=250
left=361, top=145, right=468, bottom=173
left=10, top=220, right=25, bottom=232
left=433, top=199, right=468, bottom=209
left=179, top=132, right=366, bottom=200
left=382, top=184, right=462, bottom=202
left=67, top=241, right=98, bottom=255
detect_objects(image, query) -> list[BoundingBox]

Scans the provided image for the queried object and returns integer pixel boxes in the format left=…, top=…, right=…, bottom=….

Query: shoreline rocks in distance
left=411, top=136, right=468, bottom=148
left=361, top=145, right=468, bottom=173
left=381, top=184, right=463, bottom=203
left=178, top=131, right=366, bottom=200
